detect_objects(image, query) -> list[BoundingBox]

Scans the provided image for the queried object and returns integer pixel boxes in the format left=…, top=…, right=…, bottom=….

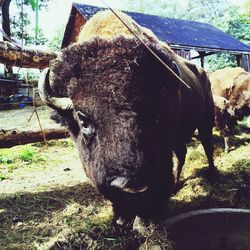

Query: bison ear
left=147, top=43, right=182, bottom=88
left=171, top=61, right=181, bottom=78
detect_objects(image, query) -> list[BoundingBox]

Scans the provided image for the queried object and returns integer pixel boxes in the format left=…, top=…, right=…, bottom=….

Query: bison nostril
left=110, top=177, right=129, bottom=189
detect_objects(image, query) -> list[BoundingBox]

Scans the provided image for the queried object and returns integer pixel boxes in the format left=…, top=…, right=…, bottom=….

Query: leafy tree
left=206, top=53, right=237, bottom=71
left=48, top=25, right=64, bottom=51
left=120, top=0, right=185, bottom=18
left=183, top=0, right=229, bottom=24
left=206, top=5, right=250, bottom=71
left=10, top=0, right=48, bottom=46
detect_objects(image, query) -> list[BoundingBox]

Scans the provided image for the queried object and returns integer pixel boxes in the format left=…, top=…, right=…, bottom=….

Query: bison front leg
left=111, top=203, right=135, bottom=229
left=198, top=124, right=216, bottom=170
left=173, top=144, right=187, bottom=187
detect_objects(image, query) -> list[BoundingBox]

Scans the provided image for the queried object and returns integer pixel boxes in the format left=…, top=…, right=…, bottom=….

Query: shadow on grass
left=0, top=183, right=109, bottom=249
left=0, top=183, right=143, bottom=250
left=0, top=182, right=105, bottom=224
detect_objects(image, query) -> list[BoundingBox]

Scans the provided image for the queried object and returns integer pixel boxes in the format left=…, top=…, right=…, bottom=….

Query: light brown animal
left=210, top=67, right=250, bottom=120
left=213, top=95, right=237, bottom=152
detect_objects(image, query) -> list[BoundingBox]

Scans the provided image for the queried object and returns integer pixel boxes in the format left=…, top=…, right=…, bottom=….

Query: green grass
left=169, top=125, right=250, bottom=215
left=0, top=139, right=76, bottom=181
left=19, top=147, right=36, bottom=162
left=0, top=145, right=45, bottom=180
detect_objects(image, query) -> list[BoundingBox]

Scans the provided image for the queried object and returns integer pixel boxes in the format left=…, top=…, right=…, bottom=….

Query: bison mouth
left=110, top=176, right=148, bottom=193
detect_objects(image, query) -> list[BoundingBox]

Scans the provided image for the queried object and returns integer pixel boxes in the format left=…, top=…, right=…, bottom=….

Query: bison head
left=39, top=37, right=181, bottom=221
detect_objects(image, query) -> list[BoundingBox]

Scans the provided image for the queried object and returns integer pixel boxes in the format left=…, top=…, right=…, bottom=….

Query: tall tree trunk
left=2, top=0, right=13, bottom=77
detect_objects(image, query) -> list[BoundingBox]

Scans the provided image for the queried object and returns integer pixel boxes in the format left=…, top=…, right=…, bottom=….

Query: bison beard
left=42, top=36, right=215, bottom=224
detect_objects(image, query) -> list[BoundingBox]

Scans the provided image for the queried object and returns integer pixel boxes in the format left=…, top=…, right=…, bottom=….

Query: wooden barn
left=62, top=3, right=250, bottom=72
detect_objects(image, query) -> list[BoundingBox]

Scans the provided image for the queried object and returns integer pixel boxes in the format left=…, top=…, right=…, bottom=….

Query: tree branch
left=0, top=41, right=58, bottom=69
left=0, top=127, right=69, bottom=148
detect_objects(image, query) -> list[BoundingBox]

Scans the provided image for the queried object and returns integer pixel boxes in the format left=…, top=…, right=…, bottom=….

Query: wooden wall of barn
left=173, top=50, right=191, bottom=60
left=242, top=54, right=250, bottom=72
left=237, top=54, right=250, bottom=72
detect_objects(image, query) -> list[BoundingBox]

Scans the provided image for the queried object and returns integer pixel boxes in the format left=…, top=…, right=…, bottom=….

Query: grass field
left=0, top=125, right=250, bottom=249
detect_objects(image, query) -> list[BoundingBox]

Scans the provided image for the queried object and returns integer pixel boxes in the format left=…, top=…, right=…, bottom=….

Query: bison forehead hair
left=50, top=36, right=176, bottom=100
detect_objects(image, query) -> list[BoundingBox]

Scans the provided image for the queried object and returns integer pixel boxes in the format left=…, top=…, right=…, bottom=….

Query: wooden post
left=198, top=51, right=205, bottom=68
left=236, top=54, right=250, bottom=72
left=236, top=54, right=242, bottom=67
left=1, top=0, right=13, bottom=77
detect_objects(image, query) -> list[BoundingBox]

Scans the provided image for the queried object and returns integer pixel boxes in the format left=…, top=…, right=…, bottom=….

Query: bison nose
left=110, top=177, right=129, bottom=189
left=110, top=176, right=148, bottom=193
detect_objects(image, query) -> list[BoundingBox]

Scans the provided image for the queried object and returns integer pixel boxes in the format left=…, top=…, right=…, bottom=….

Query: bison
left=213, top=95, right=237, bottom=152
left=210, top=67, right=250, bottom=120
left=210, top=67, right=250, bottom=152
left=39, top=10, right=215, bottom=225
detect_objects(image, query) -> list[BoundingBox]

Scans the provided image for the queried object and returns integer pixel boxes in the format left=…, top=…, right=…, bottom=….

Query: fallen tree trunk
left=0, top=41, right=58, bottom=69
left=0, top=127, right=69, bottom=148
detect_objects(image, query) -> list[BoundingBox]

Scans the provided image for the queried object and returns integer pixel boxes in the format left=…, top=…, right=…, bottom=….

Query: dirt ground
left=0, top=106, right=87, bottom=194
left=0, top=146, right=86, bottom=194
left=0, top=106, right=59, bottom=130
left=0, top=107, right=250, bottom=249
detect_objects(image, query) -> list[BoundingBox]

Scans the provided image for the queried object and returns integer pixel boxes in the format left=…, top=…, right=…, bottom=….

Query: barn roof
left=62, top=3, right=250, bottom=54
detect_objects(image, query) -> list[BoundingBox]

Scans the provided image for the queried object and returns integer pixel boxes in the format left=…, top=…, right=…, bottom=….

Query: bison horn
left=38, top=68, right=73, bottom=110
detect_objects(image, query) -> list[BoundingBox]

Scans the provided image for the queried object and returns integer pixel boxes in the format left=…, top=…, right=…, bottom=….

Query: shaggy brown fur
left=210, top=67, right=250, bottom=119
left=77, top=10, right=158, bottom=43
left=48, top=36, right=215, bottom=221
left=44, top=10, right=215, bottom=223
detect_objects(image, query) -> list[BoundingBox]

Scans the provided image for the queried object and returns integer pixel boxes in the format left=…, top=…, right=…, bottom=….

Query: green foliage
left=227, top=18, right=250, bottom=45
left=28, top=0, right=36, bottom=10
left=220, top=6, right=250, bottom=45
left=0, top=146, right=42, bottom=164
left=207, top=5, right=250, bottom=71
left=206, top=53, right=237, bottom=72
left=183, top=0, right=229, bottom=24
left=0, top=174, right=8, bottom=180
left=121, top=0, right=186, bottom=18
left=0, top=139, right=75, bottom=182
left=10, top=0, right=48, bottom=46
left=19, top=147, right=35, bottom=162
left=0, top=155, right=13, bottom=164
left=48, top=26, right=64, bottom=51
left=0, top=145, right=46, bottom=181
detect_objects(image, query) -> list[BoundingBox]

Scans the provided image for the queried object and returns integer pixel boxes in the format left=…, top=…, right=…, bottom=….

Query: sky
left=40, top=0, right=125, bottom=40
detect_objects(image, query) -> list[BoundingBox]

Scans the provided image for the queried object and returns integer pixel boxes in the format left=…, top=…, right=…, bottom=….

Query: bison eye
left=75, top=111, right=96, bottom=137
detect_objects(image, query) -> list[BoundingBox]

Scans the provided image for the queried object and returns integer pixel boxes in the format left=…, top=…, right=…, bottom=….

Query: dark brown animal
left=39, top=10, right=215, bottom=224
